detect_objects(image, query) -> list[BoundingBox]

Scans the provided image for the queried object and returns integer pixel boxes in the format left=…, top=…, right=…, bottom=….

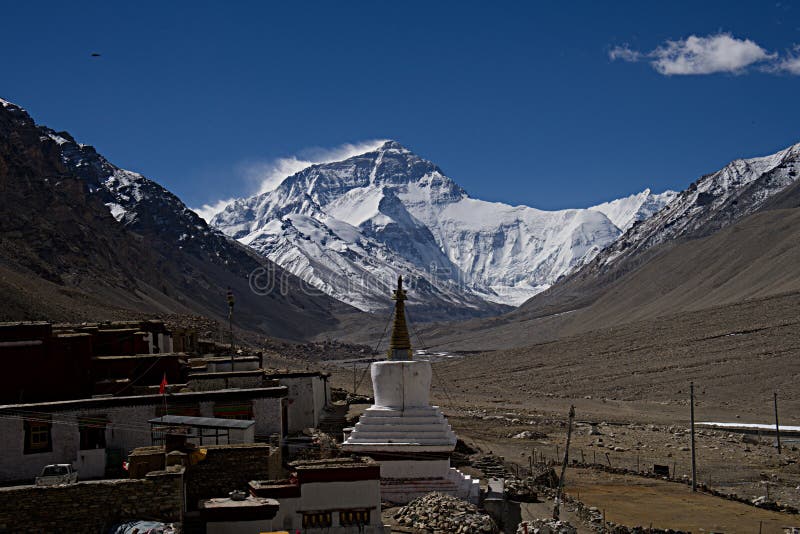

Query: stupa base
left=379, top=467, right=480, bottom=505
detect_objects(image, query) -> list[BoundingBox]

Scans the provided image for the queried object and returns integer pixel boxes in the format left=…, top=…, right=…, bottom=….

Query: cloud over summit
left=191, top=139, right=387, bottom=222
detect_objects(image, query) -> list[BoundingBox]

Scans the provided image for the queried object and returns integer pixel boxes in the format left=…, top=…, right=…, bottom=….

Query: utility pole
left=774, top=392, right=782, bottom=455
left=553, top=405, right=575, bottom=520
left=226, top=288, right=235, bottom=366
left=353, top=362, right=357, bottom=395
left=690, top=381, right=697, bottom=492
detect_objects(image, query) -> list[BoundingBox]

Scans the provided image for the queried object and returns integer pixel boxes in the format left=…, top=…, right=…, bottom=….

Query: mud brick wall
left=0, top=469, right=183, bottom=533
left=185, top=443, right=281, bottom=510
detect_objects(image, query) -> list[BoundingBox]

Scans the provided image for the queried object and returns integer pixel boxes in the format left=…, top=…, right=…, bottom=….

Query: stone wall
left=0, top=468, right=183, bottom=533
left=185, top=444, right=281, bottom=510
left=188, top=373, right=263, bottom=392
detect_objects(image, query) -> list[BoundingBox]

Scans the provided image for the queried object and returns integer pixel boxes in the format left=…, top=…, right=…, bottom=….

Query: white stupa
left=342, top=276, right=479, bottom=504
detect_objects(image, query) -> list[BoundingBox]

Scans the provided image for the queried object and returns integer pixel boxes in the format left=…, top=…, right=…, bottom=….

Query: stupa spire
left=388, top=275, right=412, bottom=360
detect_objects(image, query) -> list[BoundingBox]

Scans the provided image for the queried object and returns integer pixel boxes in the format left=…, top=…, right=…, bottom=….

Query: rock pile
left=503, top=477, right=538, bottom=502
left=512, top=430, right=548, bottom=440
left=517, top=518, right=577, bottom=534
left=530, top=467, right=559, bottom=488
left=394, top=492, right=498, bottom=533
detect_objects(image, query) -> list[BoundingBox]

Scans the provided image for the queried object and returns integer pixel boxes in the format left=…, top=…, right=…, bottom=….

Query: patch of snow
left=698, top=422, right=800, bottom=432
left=46, top=133, right=70, bottom=146
left=105, top=203, right=127, bottom=222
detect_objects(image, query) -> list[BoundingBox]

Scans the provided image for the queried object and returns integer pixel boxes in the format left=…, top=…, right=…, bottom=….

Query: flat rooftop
left=149, top=415, right=255, bottom=430
left=289, top=456, right=378, bottom=470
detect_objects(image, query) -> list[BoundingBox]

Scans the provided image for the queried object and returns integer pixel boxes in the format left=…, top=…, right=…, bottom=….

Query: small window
left=24, top=418, right=52, bottom=454
left=214, top=402, right=253, bottom=421
left=157, top=403, right=200, bottom=417
left=340, top=509, right=370, bottom=526
left=79, top=418, right=107, bottom=450
left=302, top=512, right=332, bottom=528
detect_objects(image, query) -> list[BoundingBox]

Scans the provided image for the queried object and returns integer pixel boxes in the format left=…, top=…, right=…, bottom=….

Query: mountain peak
left=377, top=140, right=409, bottom=152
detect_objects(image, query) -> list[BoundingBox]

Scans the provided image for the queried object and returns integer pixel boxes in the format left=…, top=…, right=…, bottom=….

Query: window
left=156, top=403, right=200, bottom=417
left=302, top=512, right=332, bottom=528
left=340, top=509, right=370, bottom=526
left=24, top=417, right=52, bottom=454
left=79, top=418, right=107, bottom=450
left=213, top=402, right=253, bottom=420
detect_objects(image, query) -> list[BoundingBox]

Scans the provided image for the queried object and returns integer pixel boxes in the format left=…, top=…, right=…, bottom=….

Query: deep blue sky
left=1, top=1, right=799, bottom=211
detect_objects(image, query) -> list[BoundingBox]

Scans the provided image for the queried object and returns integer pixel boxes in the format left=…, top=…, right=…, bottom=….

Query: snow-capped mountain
left=211, top=141, right=673, bottom=316
left=591, top=141, right=800, bottom=271
left=590, top=188, right=678, bottom=232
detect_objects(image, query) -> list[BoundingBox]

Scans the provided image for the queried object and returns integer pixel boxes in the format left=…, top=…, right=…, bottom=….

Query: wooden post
left=690, top=381, right=697, bottom=492
left=605, top=452, right=611, bottom=466
left=774, top=392, right=782, bottom=455
left=353, top=362, right=357, bottom=394
left=593, top=450, right=596, bottom=464
left=581, top=449, right=585, bottom=464
left=553, top=405, right=575, bottom=520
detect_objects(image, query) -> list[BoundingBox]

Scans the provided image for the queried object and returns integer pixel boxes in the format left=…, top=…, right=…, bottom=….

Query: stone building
left=187, top=356, right=332, bottom=436
left=0, top=320, right=190, bottom=403
left=264, top=370, right=331, bottom=434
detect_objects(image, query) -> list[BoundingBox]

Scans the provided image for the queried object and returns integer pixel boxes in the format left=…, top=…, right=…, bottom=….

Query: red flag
left=159, top=373, right=168, bottom=395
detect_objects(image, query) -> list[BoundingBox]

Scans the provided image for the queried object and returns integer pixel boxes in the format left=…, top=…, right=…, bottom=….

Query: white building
left=225, top=457, right=386, bottom=534
left=266, top=370, right=330, bottom=434
left=0, top=387, right=286, bottom=484
left=342, top=276, right=479, bottom=504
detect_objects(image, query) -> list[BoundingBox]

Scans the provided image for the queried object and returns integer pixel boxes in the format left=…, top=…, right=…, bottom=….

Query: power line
left=406, top=309, right=455, bottom=407
left=353, top=306, right=395, bottom=394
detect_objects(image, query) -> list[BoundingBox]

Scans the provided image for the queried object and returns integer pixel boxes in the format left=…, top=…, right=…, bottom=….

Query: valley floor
left=321, top=292, right=800, bottom=531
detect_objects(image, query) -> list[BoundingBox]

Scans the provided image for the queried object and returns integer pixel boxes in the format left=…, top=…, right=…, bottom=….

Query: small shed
left=148, top=415, right=255, bottom=446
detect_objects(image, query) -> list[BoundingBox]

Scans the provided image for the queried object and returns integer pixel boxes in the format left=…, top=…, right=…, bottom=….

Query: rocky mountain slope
left=412, top=141, right=800, bottom=351
left=211, top=141, right=673, bottom=319
left=0, top=98, right=353, bottom=340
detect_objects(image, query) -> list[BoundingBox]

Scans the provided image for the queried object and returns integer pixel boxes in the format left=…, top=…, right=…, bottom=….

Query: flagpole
left=160, top=373, right=168, bottom=419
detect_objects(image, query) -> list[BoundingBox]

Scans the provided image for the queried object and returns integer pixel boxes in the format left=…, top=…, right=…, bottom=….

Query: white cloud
left=245, top=139, right=388, bottom=195
left=610, top=33, right=785, bottom=76
left=652, top=34, right=774, bottom=75
left=773, top=45, right=800, bottom=74
left=193, top=198, right=236, bottom=223
left=609, top=45, right=642, bottom=63
left=245, top=157, right=316, bottom=195
left=191, top=139, right=388, bottom=222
